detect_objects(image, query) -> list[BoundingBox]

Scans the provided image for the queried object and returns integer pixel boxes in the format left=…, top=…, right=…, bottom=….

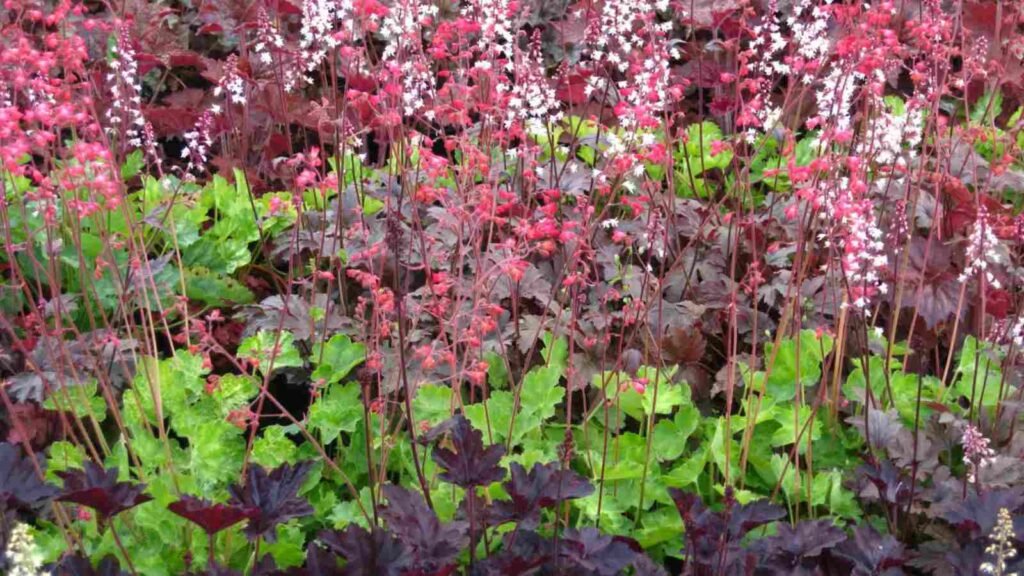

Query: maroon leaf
left=379, top=485, right=466, bottom=573
left=168, top=495, right=258, bottom=535
left=52, top=553, right=128, bottom=575
left=559, top=528, right=641, bottom=576
left=228, top=461, right=314, bottom=542
left=57, top=463, right=151, bottom=521
left=318, top=525, right=411, bottom=576
left=489, top=462, right=594, bottom=528
left=0, top=442, right=57, bottom=510
left=833, top=524, right=905, bottom=574
left=428, top=415, right=506, bottom=489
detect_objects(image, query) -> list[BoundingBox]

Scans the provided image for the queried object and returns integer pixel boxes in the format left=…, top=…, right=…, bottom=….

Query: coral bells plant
left=2, top=0, right=1024, bottom=573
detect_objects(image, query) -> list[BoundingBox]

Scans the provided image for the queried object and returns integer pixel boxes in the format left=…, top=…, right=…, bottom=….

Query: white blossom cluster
left=788, top=0, right=834, bottom=75
left=213, top=55, right=246, bottom=110
left=841, top=199, right=888, bottom=310
left=292, top=0, right=361, bottom=90
left=300, top=0, right=340, bottom=70
left=590, top=0, right=640, bottom=73
left=980, top=508, right=1018, bottom=576
left=466, top=0, right=518, bottom=71
left=4, top=523, right=42, bottom=576
left=815, top=66, right=863, bottom=136
left=961, top=423, right=996, bottom=484
left=585, top=0, right=677, bottom=128
left=506, top=41, right=562, bottom=133
left=1013, top=317, right=1024, bottom=348
left=860, top=98, right=922, bottom=168
left=380, top=0, right=438, bottom=60
left=748, top=1, right=790, bottom=77
left=379, top=0, right=439, bottom=117
left=960, top=206, right=1005, bottom=289
left=254, top=8, right=285, bottom=66
left=106, top=27, right=146, bottom=148
left=182, top=109, right=214, bottom=174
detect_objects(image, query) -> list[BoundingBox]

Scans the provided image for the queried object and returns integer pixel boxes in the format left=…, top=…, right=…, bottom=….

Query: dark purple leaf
left=228, top=461, right=314, bottom=542
left=751, top=519, right=846, bottom=574
left=559, top=528, right=640, bottom=576
left=318, top=525, right=411, bottom=576
left=0, top=505, right=15, bottom=573
left=429, top=415, right=506, bottom=489
left=187, top=563, right=244, bottom=576
left=250, top=544, right=342, bottom=576
left=470, top=530, right=552, bottom=576
left=302, top=543, right=342, bottom=576
left=0, top=442, right=58, bottom=510
left=489, top=462, right=594, bottom=528
left=833, top=524, right=905, bottom=576
left=380, top=484, right=467, bottom=572
left=669, top=488, right=726, bottom=541
left=938, top=487, right=1024, bottom=539
left=726, top=499, right=786, bottom=540
left=630, top=554, right=670, bottom=576
left=168, top=495, right=259, bottom=535
left=669, top=488, right=779, bottom=572
left=56, top=463, right=152, bottom=521
left=51, top=553, right=128, bottom=576
left=858, top=460, right=912, bottom=507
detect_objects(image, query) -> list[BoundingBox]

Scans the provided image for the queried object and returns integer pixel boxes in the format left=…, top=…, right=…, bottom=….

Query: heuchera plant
left=2, top=0, right=1024, bottom=574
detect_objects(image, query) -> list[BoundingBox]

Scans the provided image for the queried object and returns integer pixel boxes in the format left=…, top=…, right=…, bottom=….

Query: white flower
left=5, top=523, right=42, bottom=576
left=960, top=206, right=1005, bottom=289
left=601, top=218, right=620, bottom=229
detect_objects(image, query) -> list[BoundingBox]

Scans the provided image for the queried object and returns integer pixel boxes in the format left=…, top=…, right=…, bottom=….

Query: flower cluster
left=253, top=8, right=286, bottom=66
left=182, top=110, right=214, bottom=174
left=960, top=206, right=1005, bottom=289
left=299, top=0, right=341, bottom=76
left=504, top=35, right=561, bottom=133
left=979, top=508, right=1019, bottom=576
left=839, top=197, right=888, bottom=310
left=213, top=55, right=247, bottom=111
left=4, top=523, right=42, bottom=576
left=961, top=423, right=996, bottom=484
left=106, top=26, right=146, bottom=149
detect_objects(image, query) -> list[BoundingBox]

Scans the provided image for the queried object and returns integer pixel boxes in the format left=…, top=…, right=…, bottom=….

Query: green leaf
left=121, top=150, right=144, bottom=180
left=770, top=404, right=821, bottom=452
left=811, top=469, right=861, bottom=519
left=328, top=487, right=374, bottom=529
left=710, top=418, right=742, bottom=483
left=540, top=333, right=569, bottom=370
left=45, top=441, right=85, bottom=481
left=517, top=365, right=564, bottom=437
left=184, top=267, right=255, bottom=305
left=971, top=90, right=1003, bottom=124
left=182, top=419, right=245, bottom=490
left=464, top=390, right=514, bottom=445
left=362, top=195, right=385, bottom=215
left=308, top=383, right=363, bottom=442
left=617, top=366, right=686, bottom=420
left=263, top=521, right=306, bottom=569
left=765, top=330, right=832, bottom=401
left=238, top=330, right=303, bottom=373
left=663, top=446, right=707, bottom=488
left=485, top=352, right=509, bottom=389
left=252, top=426, right=298, bottom=468
left=311, top=334, right=366, bottom=385
left=210, top=374, right=259, bottom=417
left=43, top=381, right=107, bottom=423
left=413, top=384, right=452, bottom=427
left=883, top=95, right=906, bottom=117
left=954, top=336, right=1004, bottom=408
left=652, top=405, right=699, bottom=462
